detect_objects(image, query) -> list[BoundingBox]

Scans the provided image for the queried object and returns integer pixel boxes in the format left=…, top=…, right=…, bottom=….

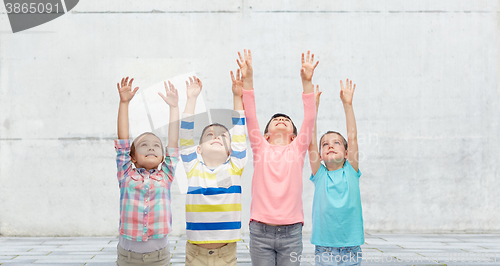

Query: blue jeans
left=249, top=221, right=303, bottom=266
left=314, top=245, right=362, bottom=266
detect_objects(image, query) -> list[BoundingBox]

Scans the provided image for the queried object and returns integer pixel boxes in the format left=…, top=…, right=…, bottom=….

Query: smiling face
left=319, top=132, right=348, bottom=163
left=130, top=133, right=163, bottom=170
left=263, top=114, right=297, bottom=142
left=197, top=125, right=231, bottom=158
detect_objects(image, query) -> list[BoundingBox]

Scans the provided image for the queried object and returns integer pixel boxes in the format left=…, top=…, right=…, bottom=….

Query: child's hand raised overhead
left=158, top=81, right=179, bottom=107
left=236, top=49, right=253, bottom=80
left=117, top=77, right=139, bottom=103
left=230, top=69, right=244, bottom=98
left=340, top=79, right=356, bottom=105
left=186, top=76, right=202, bottom=99
left=300, top=51, right=319, bottom=82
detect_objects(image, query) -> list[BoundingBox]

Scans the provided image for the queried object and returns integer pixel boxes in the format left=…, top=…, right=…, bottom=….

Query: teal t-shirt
left=310, top=160, right=364, bottom=247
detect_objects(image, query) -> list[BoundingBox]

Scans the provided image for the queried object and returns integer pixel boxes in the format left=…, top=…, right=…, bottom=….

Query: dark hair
left=319, top=131, right=347, bottom=153
left=130, top=132, right=164, bottom=159
left=264, top=113, right=298, bottom=136
left=199, top=123, right=231, bottom=145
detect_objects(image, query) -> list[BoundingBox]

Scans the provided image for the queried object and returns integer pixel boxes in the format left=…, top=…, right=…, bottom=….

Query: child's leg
left=275, top=223, right=303, bottom=266
left=117, top=244, right=170, bottom=266
left=185, top=242, right=237, bottom=266
left=339, top=246, right=362, bottom=266
left=249, top=221, right=277, bottom=265
left=314, top=246, right=340, bottom=266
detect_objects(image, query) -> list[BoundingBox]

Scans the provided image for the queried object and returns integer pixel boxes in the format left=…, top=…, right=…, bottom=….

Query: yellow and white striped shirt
left=180, top=110, right=247, bottom=244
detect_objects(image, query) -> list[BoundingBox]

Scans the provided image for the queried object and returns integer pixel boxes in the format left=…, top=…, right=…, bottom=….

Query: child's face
left=265, top=116, right=295, bottom=139
left=197, top=126, right=231, bottom=157
left=320, top=133, right=348, bottom=163
left=131, top=134, right=163, bottom=170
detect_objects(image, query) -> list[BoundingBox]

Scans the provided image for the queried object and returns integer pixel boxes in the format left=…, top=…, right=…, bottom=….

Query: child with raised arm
left=238, top=50, right=318, bottom=266
left=115, top=77, right=179, bottom=266
left=180, top=75, right=247, bottom=266
left=308, top=80, right=363, bottom=266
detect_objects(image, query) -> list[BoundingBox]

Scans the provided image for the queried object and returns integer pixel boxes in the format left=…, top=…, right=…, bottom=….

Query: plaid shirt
left=114, top=139, right=178, bottom=242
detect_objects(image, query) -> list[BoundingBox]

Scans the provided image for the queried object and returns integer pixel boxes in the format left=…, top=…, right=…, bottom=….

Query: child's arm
left=294, top=51, right=318, bottom=151
left=180, top=77, right=202, bottom=174
left=183, top=76, right=202, bottom=114
left=239, top=50, right=265, bottom=154
left=308, top=85, right=322, bottom=176
left=300, top=51, right=319, bottom=94
left=340, top=79, right=359, bottom=172
left=117, top=77, right=139, bottom=139
left=230, top=69, right=248, bottom=170
left=115, top=77, right=139, bottom=184
left=230, top=69, right=244, bottom=111
left=158, top=81, right=180, bottom=148
left=158, top=81, right=180, bottom=182
left=237, top=49, right=253, bottom=91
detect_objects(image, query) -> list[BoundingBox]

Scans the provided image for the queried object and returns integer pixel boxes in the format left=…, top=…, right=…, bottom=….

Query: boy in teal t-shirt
left=308, top=79, right=363, bottom=265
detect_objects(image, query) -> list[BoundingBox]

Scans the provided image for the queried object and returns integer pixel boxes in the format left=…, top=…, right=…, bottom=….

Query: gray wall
left=0, top=1, right=499, bottom=236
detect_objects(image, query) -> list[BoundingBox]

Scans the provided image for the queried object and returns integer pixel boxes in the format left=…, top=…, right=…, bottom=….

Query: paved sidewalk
left=0, top=233, right=499, bottom=265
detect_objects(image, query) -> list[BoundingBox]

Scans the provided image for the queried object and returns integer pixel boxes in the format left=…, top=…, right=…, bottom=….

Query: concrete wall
left=0, top=1, right=499, bottom=236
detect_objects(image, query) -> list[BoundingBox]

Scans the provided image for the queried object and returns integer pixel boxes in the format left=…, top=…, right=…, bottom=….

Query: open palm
left=340, top=79, right=355, bottom=105
left=159, top=81, right=179, bottom=107
left=300, top=51, right=319, bottom=81
left=117, top=77, right=139, bottom=103
left=186, top=76, right=202, bottom=99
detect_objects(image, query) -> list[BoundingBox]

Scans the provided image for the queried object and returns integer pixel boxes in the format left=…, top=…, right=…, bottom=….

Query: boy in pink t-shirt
left=237, top=50, right=318, bottom=266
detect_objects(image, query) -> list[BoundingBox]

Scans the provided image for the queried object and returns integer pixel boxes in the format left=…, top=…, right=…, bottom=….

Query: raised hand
left=340, top=79, right=356, bottom=105
left=314, top=84, right=322, bottom=110
left=186, top=76, right=202, bottom=99
left=236, top=49, right=253, bottom=80
left=300, top=51, right=319, bottom=82
left=230, top=69, right=244, bottom=98
left=158, top=81, right=179, bottom=107
left=117, top=77, right=139, bottom=103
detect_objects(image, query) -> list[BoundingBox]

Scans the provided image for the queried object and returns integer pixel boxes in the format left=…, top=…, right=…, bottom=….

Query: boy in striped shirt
left=180, top=74, right=247, bottom=266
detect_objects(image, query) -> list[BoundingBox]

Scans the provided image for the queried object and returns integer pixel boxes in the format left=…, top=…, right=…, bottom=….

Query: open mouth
left=327, top=151, right=337, bottom=155
left=211, top=141, right=223, bottom=146
left=146, top=154, right=157, bottom=157
left=276, top=122, right=287, bottom=127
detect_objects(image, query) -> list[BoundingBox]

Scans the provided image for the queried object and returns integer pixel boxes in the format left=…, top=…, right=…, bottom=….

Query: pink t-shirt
left=242, top=89, right=316, bottom=225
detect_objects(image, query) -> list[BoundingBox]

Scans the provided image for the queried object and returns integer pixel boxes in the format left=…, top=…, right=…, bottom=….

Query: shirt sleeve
left=180, top=113, right=200, bottom=174
left=310, top=163, right=326, bottom=184
left=242, top=89, right=266, bottom=156
left=293, top=92, right=316, bottom=153
left=115, top=139, right=133, bottom=185
left=229, top=110, right=248, bottom=171
left=162, top=147, right=179, bottom=183
left=345, top=160, right=362, bottom=178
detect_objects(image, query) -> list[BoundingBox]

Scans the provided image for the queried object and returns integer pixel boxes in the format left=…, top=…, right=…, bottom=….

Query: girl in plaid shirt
left=114, top=77, right=179, bottom=266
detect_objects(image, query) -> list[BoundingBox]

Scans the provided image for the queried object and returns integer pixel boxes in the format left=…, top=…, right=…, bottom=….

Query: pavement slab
left=0, top=233, right=498, bottom=265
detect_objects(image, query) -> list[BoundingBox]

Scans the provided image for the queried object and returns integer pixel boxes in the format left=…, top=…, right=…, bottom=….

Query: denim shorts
left=314, top=245, right=362, bottom=266
left=249, top=220, right=303, bottom=266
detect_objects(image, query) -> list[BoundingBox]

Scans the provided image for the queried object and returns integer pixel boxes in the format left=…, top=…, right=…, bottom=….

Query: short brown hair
left=199, top=123, right=231, bottom=145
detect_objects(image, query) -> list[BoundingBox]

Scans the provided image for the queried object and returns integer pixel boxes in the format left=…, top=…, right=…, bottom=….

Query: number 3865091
left=5, top=2, right=62, bottom=14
